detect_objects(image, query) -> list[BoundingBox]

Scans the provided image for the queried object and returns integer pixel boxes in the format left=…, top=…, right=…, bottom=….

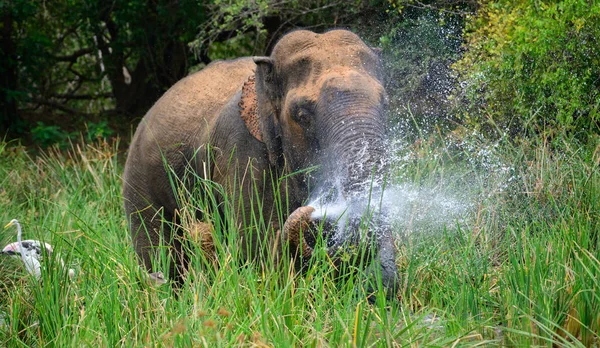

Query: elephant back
left=141, top=57, right=257, bottom=146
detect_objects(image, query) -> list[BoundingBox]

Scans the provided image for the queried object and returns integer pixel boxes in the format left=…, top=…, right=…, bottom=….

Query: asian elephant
left=123, top=29, right=398, bottom=299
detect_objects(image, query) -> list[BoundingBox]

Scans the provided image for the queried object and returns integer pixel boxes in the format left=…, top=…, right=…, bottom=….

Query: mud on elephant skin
left=123, top=29, right=398, bottom=299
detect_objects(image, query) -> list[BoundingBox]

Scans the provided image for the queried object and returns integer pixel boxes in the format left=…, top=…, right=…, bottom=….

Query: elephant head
left=247, top=30, right=397, bottom=298
left=253, top=30, right=387, bottom=194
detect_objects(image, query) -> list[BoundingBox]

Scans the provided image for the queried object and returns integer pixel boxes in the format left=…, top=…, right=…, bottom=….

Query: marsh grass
left=0, top=131, right=598, bottom=346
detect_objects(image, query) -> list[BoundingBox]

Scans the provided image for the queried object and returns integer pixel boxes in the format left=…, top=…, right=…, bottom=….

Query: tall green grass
left=0, top=131, right=598, bottom=346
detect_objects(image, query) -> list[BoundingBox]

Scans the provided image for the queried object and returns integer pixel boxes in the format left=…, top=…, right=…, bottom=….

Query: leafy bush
left=31, top=122, right=75, bottom=148
left=454, top=0, right=600, bottom=138
left=85, top=121, right=114, bottom=142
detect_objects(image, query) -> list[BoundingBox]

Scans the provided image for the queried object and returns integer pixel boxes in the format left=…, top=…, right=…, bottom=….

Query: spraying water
left=307, top=179, right=473, bottom=245
left=304, top=127, right=514, bottom=246
left=300, top=12, right=517, bottom=245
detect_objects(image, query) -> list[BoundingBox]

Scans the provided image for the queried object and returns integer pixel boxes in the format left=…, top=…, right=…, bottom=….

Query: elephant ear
left=239, top=75, right=262, bottom=142
left=253, top=56, right=279, bottom=102
left=252, top=56, right=284, bottom=167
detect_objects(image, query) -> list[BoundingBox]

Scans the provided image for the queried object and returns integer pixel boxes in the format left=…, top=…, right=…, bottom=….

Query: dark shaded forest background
left=1, top=0, right=598, bottom=147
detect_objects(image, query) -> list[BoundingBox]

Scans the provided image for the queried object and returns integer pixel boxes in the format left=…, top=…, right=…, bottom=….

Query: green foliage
left=30, top=122, right=76, bottom=148
left=85, top=121, right=114, bottom=142
left=191, top=0, right=377, bottom=59
left=29, top=121, right=113, bottom=148
left=454, top=0, right=600, bottom=138
left=1, top=0, right=208, bottom=137
left=386, top=0, right=478, bottom=14
left=191, top=0, right=270, bottom=58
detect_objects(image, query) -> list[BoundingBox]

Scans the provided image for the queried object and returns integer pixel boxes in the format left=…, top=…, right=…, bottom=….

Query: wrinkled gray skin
left=123, top=29, right=398, bottom=298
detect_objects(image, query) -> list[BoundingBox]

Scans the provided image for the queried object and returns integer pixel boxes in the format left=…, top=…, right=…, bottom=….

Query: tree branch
left=68, top=67, right=104, bottom=82
left=53, top=48, right=95, bottom=62
left=31, top=97, right=93, bottom=116
left=50, top=92, right=112, bottom=100
left=56, top=20, right=84, bottom=47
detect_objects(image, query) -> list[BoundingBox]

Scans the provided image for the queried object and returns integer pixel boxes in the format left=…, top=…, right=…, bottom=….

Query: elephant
left=123, top=29, right=398, bottom=299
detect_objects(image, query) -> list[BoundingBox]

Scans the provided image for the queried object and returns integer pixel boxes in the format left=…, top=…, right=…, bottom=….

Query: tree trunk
left=97, top=4, right=190, bottom=118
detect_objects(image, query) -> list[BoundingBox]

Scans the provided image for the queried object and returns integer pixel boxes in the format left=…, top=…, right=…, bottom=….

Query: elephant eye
left=291, top=104, right=313, bottom=126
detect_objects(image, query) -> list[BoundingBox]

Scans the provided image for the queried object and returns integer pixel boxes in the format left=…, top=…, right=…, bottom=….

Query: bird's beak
left=4, top=221, right=15, bottom=229
left=2, top=242, right=21, bottom=255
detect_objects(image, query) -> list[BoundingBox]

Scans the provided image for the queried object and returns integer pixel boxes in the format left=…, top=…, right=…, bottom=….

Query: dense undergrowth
left=0, top=129, right=598, bottom=346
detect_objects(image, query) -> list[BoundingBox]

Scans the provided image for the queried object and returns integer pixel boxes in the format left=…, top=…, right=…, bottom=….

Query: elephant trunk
left=282, top=102, right=388, bottom=261
left=282, top=206, right=315, bottom=260
left=319, top=104, right=388, bottom=198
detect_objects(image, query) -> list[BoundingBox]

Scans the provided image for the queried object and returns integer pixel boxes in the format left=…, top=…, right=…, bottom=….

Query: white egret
left=2, top=219, right=74, bottom=279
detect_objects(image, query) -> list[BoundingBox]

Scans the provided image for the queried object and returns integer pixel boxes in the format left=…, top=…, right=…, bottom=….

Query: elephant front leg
left=378, top=232, right=400, bottom=299
left=365, top=230, right=399, bottom=302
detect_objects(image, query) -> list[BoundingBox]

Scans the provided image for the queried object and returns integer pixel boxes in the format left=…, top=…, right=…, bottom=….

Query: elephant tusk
left=282, top=206, right=315, bottom=259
